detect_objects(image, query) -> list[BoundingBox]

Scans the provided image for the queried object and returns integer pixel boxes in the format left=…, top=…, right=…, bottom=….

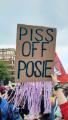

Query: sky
left=0, top=0, right=68, bottom=73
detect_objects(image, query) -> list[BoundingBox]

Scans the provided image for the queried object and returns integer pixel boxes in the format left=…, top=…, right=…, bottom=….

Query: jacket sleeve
left=60, top=102, right=68, bottom=120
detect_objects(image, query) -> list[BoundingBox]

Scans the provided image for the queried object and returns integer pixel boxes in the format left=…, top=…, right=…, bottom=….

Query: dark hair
left=7, top=89, right=13, bottom=96
left=7, top=89, right=15, bottom=102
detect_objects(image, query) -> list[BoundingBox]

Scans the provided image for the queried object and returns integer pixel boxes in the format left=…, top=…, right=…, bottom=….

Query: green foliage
left=0, top=60, right=11, bottom=85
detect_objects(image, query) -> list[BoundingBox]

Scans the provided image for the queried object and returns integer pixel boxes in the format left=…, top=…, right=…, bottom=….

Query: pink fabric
left=14, top=81, right=52, bottom=116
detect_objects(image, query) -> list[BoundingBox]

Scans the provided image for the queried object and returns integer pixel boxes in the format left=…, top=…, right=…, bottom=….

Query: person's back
left=8, top=102, right=21, bottom=120
left=54, top=98, right=62, bottom=119
left=0, top=97, right=8, bottom=120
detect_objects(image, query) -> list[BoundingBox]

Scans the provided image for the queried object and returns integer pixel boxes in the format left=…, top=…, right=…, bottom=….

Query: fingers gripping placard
left=15, top=24, right=56, bottom=82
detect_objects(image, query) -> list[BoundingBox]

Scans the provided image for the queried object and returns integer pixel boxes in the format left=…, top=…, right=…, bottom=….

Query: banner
left=15, top=24, right=56, bottom=82
left=55, top=53, right=68, bottom=83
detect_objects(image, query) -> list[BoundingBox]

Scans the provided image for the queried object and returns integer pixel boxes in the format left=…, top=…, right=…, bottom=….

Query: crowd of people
left=51, top=74, right=68, bottom=120
left=0, top=74, right=68, bottom=120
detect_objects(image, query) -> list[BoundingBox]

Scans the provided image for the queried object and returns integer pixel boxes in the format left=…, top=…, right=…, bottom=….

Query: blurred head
left=7, top=89, right=13, bottom=97
left=62, top=83, right=68, bottom=97
left=7, top=89, right=15, bottom=102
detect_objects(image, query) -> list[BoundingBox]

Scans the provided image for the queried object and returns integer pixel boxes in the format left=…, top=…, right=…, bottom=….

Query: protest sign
left=15, top=24, right=56, bottom=82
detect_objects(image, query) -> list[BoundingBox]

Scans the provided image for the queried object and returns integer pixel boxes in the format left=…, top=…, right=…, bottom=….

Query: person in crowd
left=51, top=74, right=68, bottom=120
left=50, top=92, right=56, bottom=120
left=7, top=89, right=22, bottom=120
left=54, top=98, right=63, bottom=120
left=63, top=83, right=68, bottom=99
left=19, top=95, right=29, bottom=120
left=0, top=94, right=8, bottom=120
left=50, top=89, right=63, bottom=120
left=39, top=88, right=50, bottom=120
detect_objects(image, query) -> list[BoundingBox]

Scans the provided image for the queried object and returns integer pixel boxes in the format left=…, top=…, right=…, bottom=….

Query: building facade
left=0, top=48, right=16, bottom=82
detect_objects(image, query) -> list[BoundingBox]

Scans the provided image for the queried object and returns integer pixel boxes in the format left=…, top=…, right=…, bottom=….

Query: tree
left=0, top=60, right=11, bottom=85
